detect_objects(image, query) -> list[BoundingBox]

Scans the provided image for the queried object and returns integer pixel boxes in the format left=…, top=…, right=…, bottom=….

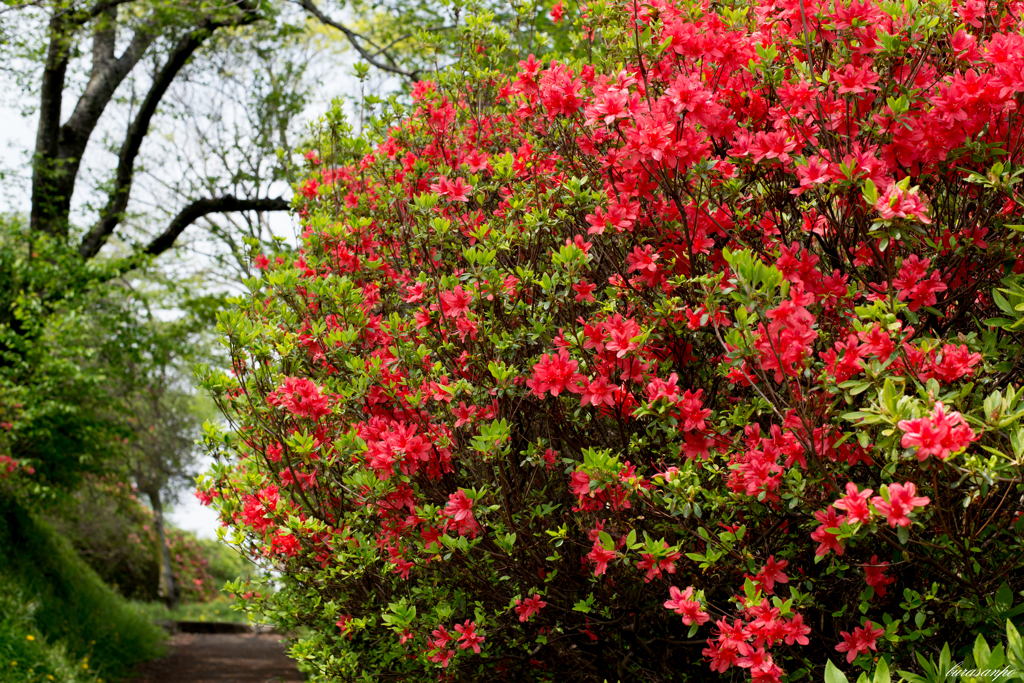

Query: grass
left=0, top=496, right=166, bottom=682
left=130, top=595, right=251, bottom=624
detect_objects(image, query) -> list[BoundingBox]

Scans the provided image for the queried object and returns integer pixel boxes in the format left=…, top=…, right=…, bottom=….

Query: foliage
left=197, top=537, right=259, bottom=592
left=199, top=0, right=1024, bottom=681
left=0, top=496, right=165, bottom=681
left=0, top=582, right=102, bottom=683
left=0, top=217, right=135, bottom=494
left=0, top=216, right=216, bottom=493
left=826, top=620, right=1024, bottom=683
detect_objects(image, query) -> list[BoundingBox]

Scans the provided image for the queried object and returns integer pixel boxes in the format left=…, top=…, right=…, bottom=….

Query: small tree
left=128, top=377, right=203, bottom=609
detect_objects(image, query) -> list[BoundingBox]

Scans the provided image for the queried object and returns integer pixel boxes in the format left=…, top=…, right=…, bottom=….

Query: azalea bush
left=198, top=0, right=1024, bottom=680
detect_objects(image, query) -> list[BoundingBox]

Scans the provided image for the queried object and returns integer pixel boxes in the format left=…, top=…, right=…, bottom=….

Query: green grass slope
left=0, top=496, right=165, bottom=682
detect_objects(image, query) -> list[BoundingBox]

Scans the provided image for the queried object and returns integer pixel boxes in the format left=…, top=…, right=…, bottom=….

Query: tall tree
left=1, top=0, right=458, bottom=265
left=19, top=0, right=291, bottom=257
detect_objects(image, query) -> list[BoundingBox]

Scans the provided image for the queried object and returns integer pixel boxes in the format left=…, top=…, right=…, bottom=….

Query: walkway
left=129, top=632, right=303, bottom=683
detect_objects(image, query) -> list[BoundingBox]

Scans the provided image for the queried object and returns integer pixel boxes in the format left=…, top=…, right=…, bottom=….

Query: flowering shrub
left=199, top=0, right=1024, bottom=680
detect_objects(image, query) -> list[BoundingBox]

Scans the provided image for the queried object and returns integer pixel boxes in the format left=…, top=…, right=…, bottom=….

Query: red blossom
left=872, top=483, right=930, bottom=527
left=515, top=594, right=548, bottom=622
left=835, top=620, right=885, bottom=663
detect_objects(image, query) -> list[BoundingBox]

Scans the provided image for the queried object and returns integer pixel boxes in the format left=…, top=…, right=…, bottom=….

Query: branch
left=370, top=24, right=455, bottom=59
left=143, top=195, right=291, bottom=257
left=53, top=0, right=140, bottom=25
left=0, top=0, right=45, bottom=17
left=79, top=6, right=263, bottom=259
left=51, top=16, right=157, bottom=223
left=293, top=0, right=419, bottom=78
left=62, top=19, right=155, bottom=159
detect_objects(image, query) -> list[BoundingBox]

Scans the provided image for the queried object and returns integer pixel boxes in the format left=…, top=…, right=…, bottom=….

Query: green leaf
left=863, top=179, right=879, bottom=205
left=1006, top=620, right=1024, bottom=669
left=939, top=643, right=952, bottom=680
left=881, top=379, right=900, bottom=415
left=994, top=289, right=1016, bottom=315
left=826, top=659, right=851, bottom=683
left=874, top=657, right=891, bottom=683
left=974, top=634, right=993, bottom=670
left=995, top=582, right=1014, bottom=614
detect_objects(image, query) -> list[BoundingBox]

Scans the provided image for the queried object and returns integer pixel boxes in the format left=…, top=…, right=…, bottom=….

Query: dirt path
left=129, top=632, right=304, bottom=683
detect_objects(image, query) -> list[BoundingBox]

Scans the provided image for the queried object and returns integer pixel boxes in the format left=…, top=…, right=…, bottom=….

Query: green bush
left=196, top=538, right=256, bottom=593
left=0, top=496, right=165, bottom=680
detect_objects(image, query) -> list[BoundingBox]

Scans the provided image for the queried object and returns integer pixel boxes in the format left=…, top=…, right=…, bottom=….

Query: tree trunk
left=30, top=15, right=72, bottom=238
left=145, top=487, right=178, bottom=610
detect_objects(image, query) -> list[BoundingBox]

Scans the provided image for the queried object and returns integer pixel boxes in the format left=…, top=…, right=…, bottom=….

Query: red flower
left=752, top=556, right=789, bottom=594
left=863, top=556, right=896, bottom=598
left=587, top=539, right=617, bottom=576
left=678, top=389, right=711, bottom=432
left=442, top=490, right=479, bottom=536
left=454, top=620, right=485, bottom=653
left=267, top=377, right=331, bottom=419
left=893, top=255, right=946, bottom=311
left=439, top=285, right=473, bottom=318
left=833, top=482, right=874, bottom=524
left=810, top=506, right=846, bottom=556
left=835, top=620, right=885, bottom=663
left=898, top=402, right=978, bottom=461
left=515, top=594, right=548, bottom=622
left=872, top=483, right=930, bottom=527
left=664, top=586, right=710, bottom=626
left=430, top=176, right=473, bottom=202
left=580, top=375, right=618, bottom=407
left=573, top=280, right=597, bottom=302
left=526, top=349, right=585, bottom=397
left=550, top=0, right=564, bottom=23
left=834, top=63, right=881, bottom=94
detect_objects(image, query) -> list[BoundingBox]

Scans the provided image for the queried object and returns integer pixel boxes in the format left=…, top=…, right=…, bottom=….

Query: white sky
left=167, top=455, right=222, bottom=539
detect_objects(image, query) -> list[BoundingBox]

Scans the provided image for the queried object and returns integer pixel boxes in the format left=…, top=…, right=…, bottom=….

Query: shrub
left=199, top=0, right=1024, bottom=680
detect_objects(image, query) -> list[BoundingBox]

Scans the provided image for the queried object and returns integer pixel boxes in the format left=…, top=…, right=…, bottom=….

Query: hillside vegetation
left=0, top=497, right=165, bottom=682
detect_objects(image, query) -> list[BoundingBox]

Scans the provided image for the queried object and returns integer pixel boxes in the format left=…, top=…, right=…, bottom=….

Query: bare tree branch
left=142, top=194, right=290, bottom=256
left=79, top=6, right=264, bottom=259
left=292, top=0, right=419, bottom=77
left=48, top=14, right=158, bottom=225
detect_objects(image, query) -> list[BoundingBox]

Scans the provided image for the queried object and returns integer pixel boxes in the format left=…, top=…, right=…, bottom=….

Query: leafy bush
left=199, top=0, right=1024, bottom=680
left=0, top=218, right=134, bottom=495
left=0, top=497, right=164, bottom=680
